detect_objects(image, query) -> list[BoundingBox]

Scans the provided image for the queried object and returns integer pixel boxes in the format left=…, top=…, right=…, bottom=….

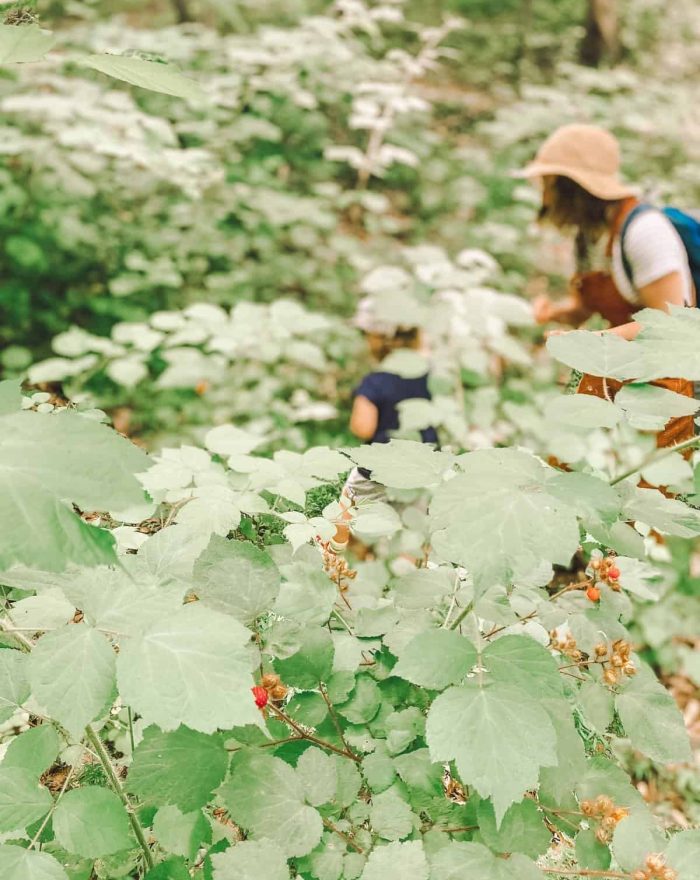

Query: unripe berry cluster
left=251, top=673, right=288, bottom=709
left=596, top=639, right=636, bottom=687
left=587, top=554, right=622, bottom=595
left=631, top=853, right=677, bottom=880
left=580, top=795, right=629, bottom=844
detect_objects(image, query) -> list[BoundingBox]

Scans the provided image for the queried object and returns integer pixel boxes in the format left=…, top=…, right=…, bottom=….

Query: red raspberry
left=252, top=686, right=269, bottom=708
left=586, top=586, right=601, bottom=602
left=608, top=566, right=620, bottom=580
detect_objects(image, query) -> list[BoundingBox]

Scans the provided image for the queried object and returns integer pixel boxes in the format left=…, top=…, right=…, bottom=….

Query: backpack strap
left=619, top=202, right=655, bottom=288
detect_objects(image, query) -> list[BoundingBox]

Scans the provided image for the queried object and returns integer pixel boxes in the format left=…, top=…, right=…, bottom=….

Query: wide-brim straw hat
left=513, top=123, right=637, bottom=201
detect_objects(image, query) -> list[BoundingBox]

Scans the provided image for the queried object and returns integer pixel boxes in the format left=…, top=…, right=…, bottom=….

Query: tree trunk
left=579, top=0, right=619, bottom=67
left=171, top=0, right=192, bottom=23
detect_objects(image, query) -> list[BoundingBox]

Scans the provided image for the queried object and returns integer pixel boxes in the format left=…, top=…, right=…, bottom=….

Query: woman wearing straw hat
left=516, top=123, right=695, bottom=449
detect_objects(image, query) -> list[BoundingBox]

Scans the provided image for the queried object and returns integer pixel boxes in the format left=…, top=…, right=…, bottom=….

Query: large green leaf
left=425, top=681, right=557, bottom=822
left=3, top=724, right=60, bottom=777
left=430, top=449, right=579, bottom=588
left=0, top=650, right=29, bottom=723
left=483, top=635, right=563, bottom=698
left=53, top=787, right=132, bottom=858
left=620, top=486, right=700, bottom=538
left=0, top=411, right=149, bottom=570
left=82, top=55, right=204, bottom=101
left=615, top=665, right=692, bottom=764
left=274, top=627, right=334, bottom=690
left=369, top=788, right=415, bottom=841
left=349, top=440, right=449, bottom=489
left=477, top=798, right=551, bottom=859
left=615, top=383, right=700, bottom=431
left=359, top=841, right=428, bottom=880
left=153, top=805, right=211, bottom=860
left=219, top=751, right=322, bottom=857
left=194, top=536, right=280, bottom=624
left=117, top=604, right=257, bottom=732
left=0, top=24, right=56, bottom=64
left=0, top=846, right=68, bottom=880
left=546, top=331, right=646, bottom=381
left=28, top=624, right=116, bottom=738
left=126, top=725, right=228, bottom=812
left=429, top=841, right=543, bottom=880
left=665, top=829, right=700, bottom=880
left=0, top=766, right=52, bottom=832
left=392, top=630, right=476, bottom=690
left=633, top=306, right=700, bottom=380
left=296, top=747, right=337, bottom=807
left=211, top=839, right=291, bottom=880
left=544, top=394, right=621, bottom=429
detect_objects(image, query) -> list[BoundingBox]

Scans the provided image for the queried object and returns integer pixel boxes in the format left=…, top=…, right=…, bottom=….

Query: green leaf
left=219, top=751, right=322, bottom=857
left=577, top=681, right=614, bottom=733
left=349, top=440, right=449, bottom=489
left=392, top=630, right=476, bottom=690
left=363, top=743, right=396, bottom=793
left=83, top=55, right=204, bottom=101
left=296, top=747, right=337, bottom=807
left=430, top=449, right=579, bottom=588
left=0, top=845, right=68, bottom=880
left=385, top=707, right=424, bottom=756
left=0, top=380, right=21, bottom=415
left=575, top=828, right=612, bottom=871
left=615, top=383, right=700, bottom=431
left=477, top=798, right=551, bottom=858
left=211, top=839, right=291, bottom=880
left=484, top=635, right=563, bottom=698
left=0, top=650, right=29, bottom=723
left=621, top=486, right=700, bottom=538
left=274, top=564, right=336, bottom=625
left=0, top=766, right=52, bottom=832
left=615, top=665, right=692, bottom=764
left=426, top=681, right=557, bottom=822
left=634, top=306, right=700, bottom=381
left=428, top=841, right=543, bottom=880
left=665, top=828, right=700, bottom=880
left=545, top=471, right=621, bottom=528
left=28, top=624, right=116, bottom=738
left=193, top=536, right=280, bottom=624
left=144, top=857, right=190, bottom=880
left=3, top=725, right=60, bottom=776
left=127, top=725, right=228, bottom=812
left=117, top=604, right=257, bottom=733
left=153, top=805, right=211, bottom=860
left=0, top=24, right=56, bottom=64
left=546, top=331, right=646, bottom=381
left=359, top=841, right=428, bottom=880
left=275, top=627, right=333, bottom=690
left=0, top=410, right=148, bottom=570
left=612, top=811, right=666, bottom=872
left=337, top=676, right=382, bottom=724
left=369, top=788, right=414, bottom=841
left=53, top=787, right=132, bottom=858
left=544, top=394, right=621, bottom=428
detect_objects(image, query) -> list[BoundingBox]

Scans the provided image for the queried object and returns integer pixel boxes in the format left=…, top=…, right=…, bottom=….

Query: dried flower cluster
left=580, top=795, right=629, bottom=844
left=631, top=853, right=677, bottom=880
left=550, top=630, right=583, bottom=661
left=596, top=639, right=636, bottom=687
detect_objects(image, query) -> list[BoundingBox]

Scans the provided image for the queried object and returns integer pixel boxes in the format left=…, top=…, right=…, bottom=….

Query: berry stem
left=267, top=704, right=361, bottom=763
left=541, top=870, right=630, bottom=878
left=85, top=724, right=155, bottom=871
left=610, top=434, right=700, bottom=486
left=319, top=681, right=353, bottom=756
left=322, top=817, right=364, bottom=853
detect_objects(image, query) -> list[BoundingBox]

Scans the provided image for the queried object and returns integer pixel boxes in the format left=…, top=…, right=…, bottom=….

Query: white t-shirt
left=611, top=210, right=694, bottom=306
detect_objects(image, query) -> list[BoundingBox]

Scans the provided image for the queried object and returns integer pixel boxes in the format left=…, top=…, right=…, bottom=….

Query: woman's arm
left=606, top=270, right=686, bottom=340
left=350, top=395, right=379, bottom=440
left=533, top=277, right=594, bottom=327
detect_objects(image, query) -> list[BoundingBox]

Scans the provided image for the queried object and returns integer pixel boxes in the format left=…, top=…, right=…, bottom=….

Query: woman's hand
left=532, top=294, right=555, bottom=324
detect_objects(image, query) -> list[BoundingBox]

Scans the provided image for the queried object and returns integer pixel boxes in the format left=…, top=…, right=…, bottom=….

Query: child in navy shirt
left=331, top=297, right=437, bottom=551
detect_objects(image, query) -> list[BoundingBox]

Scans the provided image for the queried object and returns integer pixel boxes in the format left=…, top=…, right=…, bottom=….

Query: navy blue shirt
left=354, top=371, right=438, bottom=447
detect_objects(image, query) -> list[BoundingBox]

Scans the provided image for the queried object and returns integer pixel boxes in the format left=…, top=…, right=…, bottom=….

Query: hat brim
left=512, top=161, right=638, bottom=201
